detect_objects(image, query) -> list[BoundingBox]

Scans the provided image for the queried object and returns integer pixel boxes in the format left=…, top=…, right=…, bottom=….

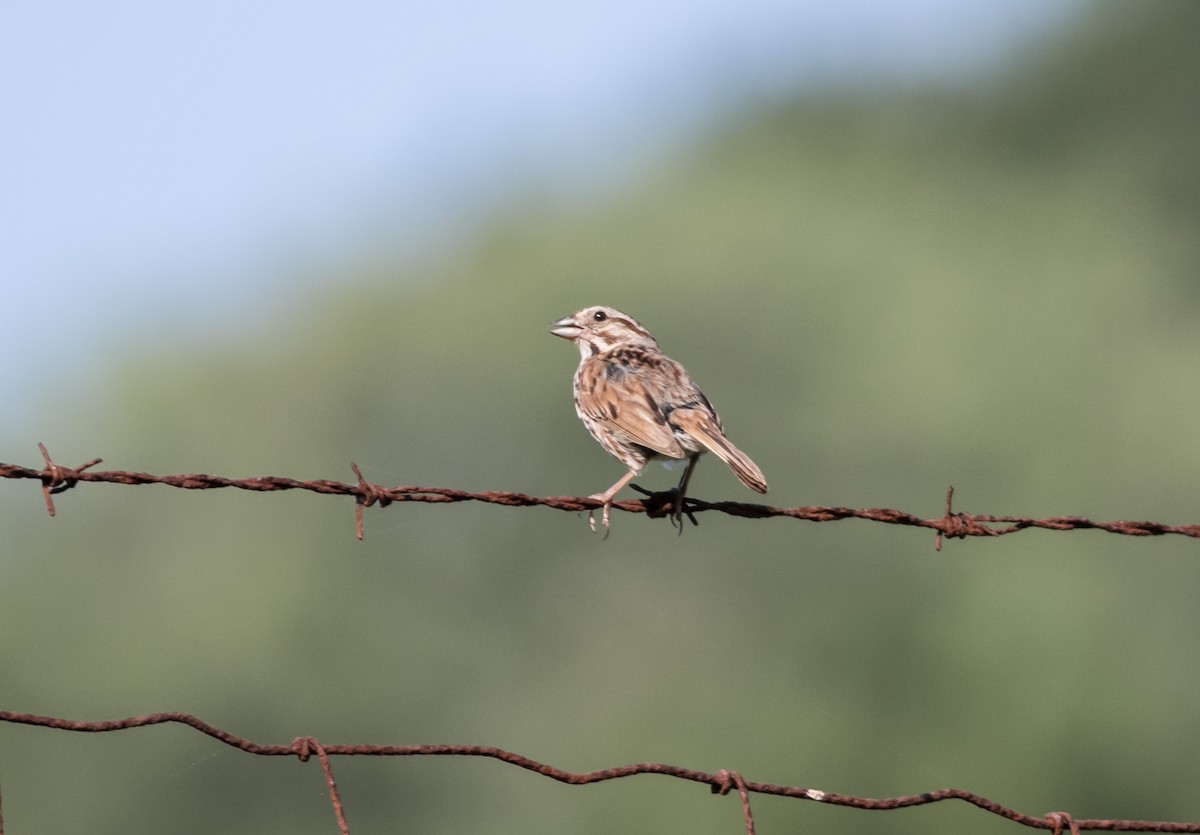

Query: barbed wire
left=0, top=709, right=1196, bottom=835
left=4, top=445, right=1199, bottom=833
left=3, top=444, right=1198, bottom=546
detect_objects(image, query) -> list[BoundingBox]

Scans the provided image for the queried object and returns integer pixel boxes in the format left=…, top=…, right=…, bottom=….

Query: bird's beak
left=549, top=315, right=582, bottom=340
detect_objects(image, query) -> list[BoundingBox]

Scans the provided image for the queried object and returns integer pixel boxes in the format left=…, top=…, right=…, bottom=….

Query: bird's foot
left=629, top=484, right=699, bottom=533
left=667, top=486, right=696, bottom=534
left=586, top=493, right=613, bottom=539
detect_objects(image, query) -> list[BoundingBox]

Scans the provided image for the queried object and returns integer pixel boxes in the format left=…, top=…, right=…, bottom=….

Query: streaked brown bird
left=550, top=305, right=767, bottom=532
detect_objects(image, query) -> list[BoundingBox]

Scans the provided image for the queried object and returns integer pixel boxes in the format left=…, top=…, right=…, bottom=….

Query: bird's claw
left=629, top=483, right=699, bottom=533
left=586, top=494, right=613, bottom=539
left=667, top=488, right=699, bottom=534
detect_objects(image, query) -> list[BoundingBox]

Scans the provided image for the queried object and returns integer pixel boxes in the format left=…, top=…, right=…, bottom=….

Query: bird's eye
left=593, top=311, right=607, bottom=322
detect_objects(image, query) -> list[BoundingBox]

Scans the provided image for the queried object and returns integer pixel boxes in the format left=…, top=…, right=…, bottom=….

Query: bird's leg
left=670, top=455, right=700, bottom=533
left=588, top=469, right=639, bottom=534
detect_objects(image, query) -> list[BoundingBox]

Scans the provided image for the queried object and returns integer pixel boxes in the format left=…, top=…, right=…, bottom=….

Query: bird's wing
left=578, top=357, right=687, bottom=459
left=667, top=407, right=768, bottom=493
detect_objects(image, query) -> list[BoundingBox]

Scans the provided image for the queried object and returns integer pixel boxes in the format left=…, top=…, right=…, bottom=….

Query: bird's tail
left=671, top=409, right=767, bottom=494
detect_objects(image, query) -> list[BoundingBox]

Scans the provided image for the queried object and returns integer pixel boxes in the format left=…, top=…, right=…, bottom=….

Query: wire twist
left=3, top=446, right=1198, bottom=546
left=1, top=710, right=1197, bottom=833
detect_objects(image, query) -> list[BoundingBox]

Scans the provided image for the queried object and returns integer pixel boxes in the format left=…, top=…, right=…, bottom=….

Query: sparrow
left=550, top=305, right=767, bottom=532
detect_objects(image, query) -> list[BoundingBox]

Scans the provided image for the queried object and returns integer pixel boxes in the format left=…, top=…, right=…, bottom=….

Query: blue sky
left=0, top=1, right=1074, bottom=421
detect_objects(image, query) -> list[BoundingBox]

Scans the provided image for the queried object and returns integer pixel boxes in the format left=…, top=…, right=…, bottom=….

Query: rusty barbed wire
left=0, top=709, right=1197, bottom=835
left=2, top=445, right=1199, bottom=545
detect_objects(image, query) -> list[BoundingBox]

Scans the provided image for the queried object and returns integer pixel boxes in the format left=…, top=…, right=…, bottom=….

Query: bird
left=549, top=305, right=767, bottom=533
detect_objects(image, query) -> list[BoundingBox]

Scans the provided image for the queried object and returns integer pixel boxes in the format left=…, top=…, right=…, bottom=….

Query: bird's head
left=549, top=306, right=657, bottom=358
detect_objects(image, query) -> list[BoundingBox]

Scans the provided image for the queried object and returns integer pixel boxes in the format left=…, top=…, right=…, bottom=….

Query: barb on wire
left=713, top=769, right=756, bottom=835
left=292, top=737, right=350, bottom=835
left=2, top=446, right=1199, bottom=545
left=0, top=710, right=1197, bottom=834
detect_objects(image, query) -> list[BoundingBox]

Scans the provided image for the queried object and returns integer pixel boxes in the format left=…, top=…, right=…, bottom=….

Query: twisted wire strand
left=1, top=710, right=1196, bottom=834
left=2, top=446, right=1198, bottom=544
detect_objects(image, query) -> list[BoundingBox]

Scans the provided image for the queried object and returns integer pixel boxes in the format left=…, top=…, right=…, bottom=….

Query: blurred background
left=3, top=1, right=1199, bottom=833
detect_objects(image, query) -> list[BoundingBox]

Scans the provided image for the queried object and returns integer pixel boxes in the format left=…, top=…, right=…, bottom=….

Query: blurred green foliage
left=3, top=2, right=1200, bottom=833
